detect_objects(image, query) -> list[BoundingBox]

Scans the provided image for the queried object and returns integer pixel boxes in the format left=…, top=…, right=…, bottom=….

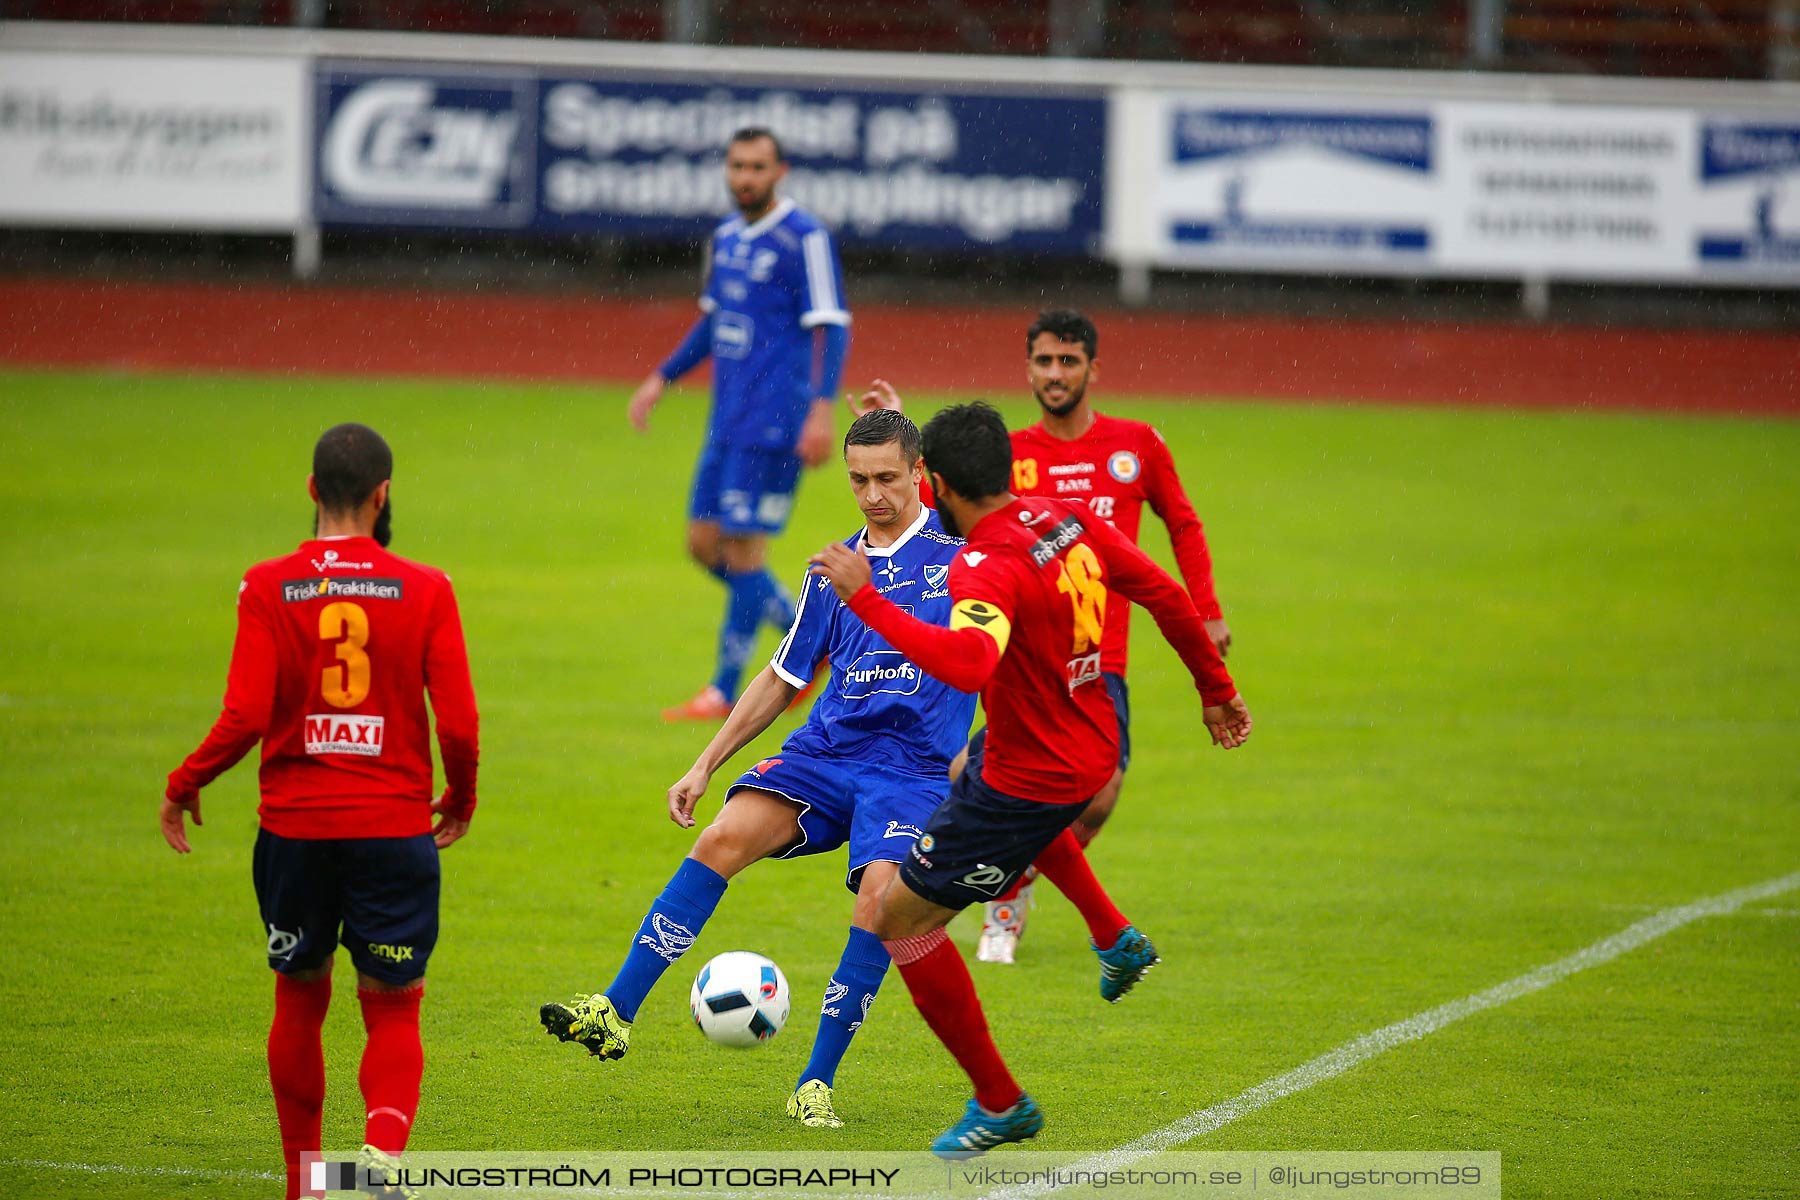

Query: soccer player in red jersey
left=972, top=308, right=1232, bottom=961
left=810, top=402, right=1250, bottom=1155
left=161, top=424, right=479, bottom=1199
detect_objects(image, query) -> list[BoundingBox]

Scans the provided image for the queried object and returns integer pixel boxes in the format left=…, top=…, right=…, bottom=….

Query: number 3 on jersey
left=1055, top=543, right=1107, bottom=654
left=320, top=601, right=371, bottom=707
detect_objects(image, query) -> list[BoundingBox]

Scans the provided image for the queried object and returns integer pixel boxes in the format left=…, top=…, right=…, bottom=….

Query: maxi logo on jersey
left=840, top=650, right=923, bottom=700
left=304, top=713, right=385, bottom=757
left=281, top=578, right=404, bottom=603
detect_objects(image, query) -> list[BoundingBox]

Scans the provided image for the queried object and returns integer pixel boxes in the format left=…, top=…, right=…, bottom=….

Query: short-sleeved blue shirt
left=701, top=198, right=849, bottom=451
left=770, top=506, right=973, bottom=778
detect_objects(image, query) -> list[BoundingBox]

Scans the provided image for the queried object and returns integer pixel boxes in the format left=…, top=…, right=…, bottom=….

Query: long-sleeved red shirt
left=166, top=537, right=479, bottom=840
left=1010, top=414, right=1223, bottom=674
left=848, top=497, right=1234, bottom=804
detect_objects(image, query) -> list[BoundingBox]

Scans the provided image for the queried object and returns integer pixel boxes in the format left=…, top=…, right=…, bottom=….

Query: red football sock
left=268, top=973, right=331, bottom=1200
left=884, top=929, right=1021, bottom=1113
left=1035, top=828, right=1128, bottom=950
left=357, top=986, right=424, bottom=1153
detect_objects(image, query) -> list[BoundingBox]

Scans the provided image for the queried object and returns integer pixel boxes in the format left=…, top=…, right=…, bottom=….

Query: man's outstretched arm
left=666, top=665, right=801, bottom=828
left=1084, top=517, right=1252, bottom=748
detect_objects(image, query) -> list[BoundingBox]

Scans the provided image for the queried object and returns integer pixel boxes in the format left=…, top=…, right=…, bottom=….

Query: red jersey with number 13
left=1010, top=414, right=1221, bottom=674
left=166, top=536, right=480, bottom=840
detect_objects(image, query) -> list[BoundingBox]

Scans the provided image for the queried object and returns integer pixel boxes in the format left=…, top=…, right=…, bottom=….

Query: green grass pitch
left=0, top=368, right=1795, bottom=1198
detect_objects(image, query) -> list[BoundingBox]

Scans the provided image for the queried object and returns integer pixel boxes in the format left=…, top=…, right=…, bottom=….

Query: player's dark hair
left=843, top=408, right=921, bottom=462
left=312, top=423, right=392, bottom=513
left=920, top=402, right=1011, bottom=501
left=729, top=126, right=786, bottom=162
left=1027, top=308, right=1098, bottom=359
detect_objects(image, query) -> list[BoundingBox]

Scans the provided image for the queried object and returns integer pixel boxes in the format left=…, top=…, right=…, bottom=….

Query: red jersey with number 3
left=943, top=498, right=1233, bottom=804
left=1009, top=414, right=1221, bottom=674
left=166, top=536, right=479, bottom=840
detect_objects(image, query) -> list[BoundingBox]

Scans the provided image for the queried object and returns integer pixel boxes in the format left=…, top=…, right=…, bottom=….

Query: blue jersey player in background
left=542, top=407, right=973, bottom=1131
left=629, top=127, right=852, bottom=722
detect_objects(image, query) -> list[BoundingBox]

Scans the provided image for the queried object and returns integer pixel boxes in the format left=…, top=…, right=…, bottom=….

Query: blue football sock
left=711, top=569, right=769, bottom=700
left=798, top=926, right=890, bottom=1089
left=606, top=858, right=728, bottom=1023
left=761, top=570, right=796, bottom=633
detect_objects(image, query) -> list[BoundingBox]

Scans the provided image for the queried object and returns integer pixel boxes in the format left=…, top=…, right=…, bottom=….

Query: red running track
left=1, top=278, right=1793, bottom=415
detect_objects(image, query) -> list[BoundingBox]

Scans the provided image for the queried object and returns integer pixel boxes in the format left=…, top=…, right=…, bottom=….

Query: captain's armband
left=949, top=598, right=1012, bottom=656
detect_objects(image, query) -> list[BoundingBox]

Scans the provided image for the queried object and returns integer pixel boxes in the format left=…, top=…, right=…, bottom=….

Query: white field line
left=980, top=869, right=1800, bottom=1200
left=7, top=873, right=1794, bottom=1199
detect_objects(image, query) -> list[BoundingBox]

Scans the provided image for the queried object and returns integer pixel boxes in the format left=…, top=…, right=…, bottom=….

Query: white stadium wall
left=1, top=19, right=1796, bottom=286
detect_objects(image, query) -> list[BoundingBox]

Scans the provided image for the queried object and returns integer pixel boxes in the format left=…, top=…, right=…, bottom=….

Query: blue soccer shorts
left=725, top=752, right=946, bottom=893
left=689, top=441, right=803, bottom=536
left=252, top=828, right=439, bottom=985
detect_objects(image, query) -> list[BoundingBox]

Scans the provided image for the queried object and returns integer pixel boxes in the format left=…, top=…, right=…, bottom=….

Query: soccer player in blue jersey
left=541, top=406, right=971, bottom=1130
left=629, top=127, right=852, bottom=722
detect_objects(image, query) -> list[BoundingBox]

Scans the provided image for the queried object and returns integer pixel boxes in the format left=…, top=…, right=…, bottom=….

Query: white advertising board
left=1110, top=89, right=1438, bottom=275
left=1112, top=88, right=1799, bottom=285
left=0, top=51, right=306, bottom=231
left=1436, top=103, right=1695, bottom=278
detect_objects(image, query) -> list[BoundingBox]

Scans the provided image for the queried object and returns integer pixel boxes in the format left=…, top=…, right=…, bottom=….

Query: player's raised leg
left=787, top=861, right=897, bottom=1129
left=540, top=789, right=800, bottom=1058
left=1031, top=827, right=1160, bottom=1001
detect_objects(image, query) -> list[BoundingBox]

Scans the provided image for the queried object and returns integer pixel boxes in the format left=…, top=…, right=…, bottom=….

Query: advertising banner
left=315, top=65, right=536, bottom=229
left=1435, top=103, right=1695, bottom=278
left=314, top=63, right=1105, bottom=253
left=1695, top=117, right=1800, bottom=277
left=0, top=51, right=307, bottom=230
left=1113, top=92, right=1438, bottom=274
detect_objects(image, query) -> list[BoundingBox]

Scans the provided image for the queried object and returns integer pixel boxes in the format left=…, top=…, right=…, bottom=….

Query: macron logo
left=962, top=551, right=987, bottom=567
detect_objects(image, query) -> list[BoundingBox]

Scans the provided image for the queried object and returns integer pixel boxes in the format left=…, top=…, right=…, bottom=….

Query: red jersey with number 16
left=166, top=536, right=480, bottom=840
left=847, top=498, right=1234, bottom=805
left=1010, top=414, right=1221, bottom=675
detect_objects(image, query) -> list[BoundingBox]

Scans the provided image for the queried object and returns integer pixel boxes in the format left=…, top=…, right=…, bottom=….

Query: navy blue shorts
left=899, top=769, right=1089, bottom=912
left=252, top=829, right=440, bottom=984
left=688, top=441, right=802, bottom=536
left=963, top=669, right=1131, bottom=786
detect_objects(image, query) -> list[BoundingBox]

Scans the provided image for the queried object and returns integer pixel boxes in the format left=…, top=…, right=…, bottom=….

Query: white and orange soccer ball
left=690, top=951, right=791, bottom=1048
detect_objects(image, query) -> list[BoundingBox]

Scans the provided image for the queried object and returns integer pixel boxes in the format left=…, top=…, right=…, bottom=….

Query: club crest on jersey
left=1107, top=450, right=1141, bottom=483
left=923, top=564, right=949, bottom=590
left=638, top=914, right=696, bottom=963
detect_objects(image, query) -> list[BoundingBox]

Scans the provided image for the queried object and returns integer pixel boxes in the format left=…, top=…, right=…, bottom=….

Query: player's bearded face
left=1028, top=336, right=1093, bottom=418
left=930, top=474, right=962, bottom=539
left=373, top=498, right=392, bottom=547
left=725, top=139, right=785, bottom=218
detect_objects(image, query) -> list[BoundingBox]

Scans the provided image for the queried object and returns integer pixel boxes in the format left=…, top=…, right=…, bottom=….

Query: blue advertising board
left=314, top=63, right=1104, bottom=254
left=1696, top=120, right=1800, bottom=270
left=316, top=66, right=537, bottom=228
